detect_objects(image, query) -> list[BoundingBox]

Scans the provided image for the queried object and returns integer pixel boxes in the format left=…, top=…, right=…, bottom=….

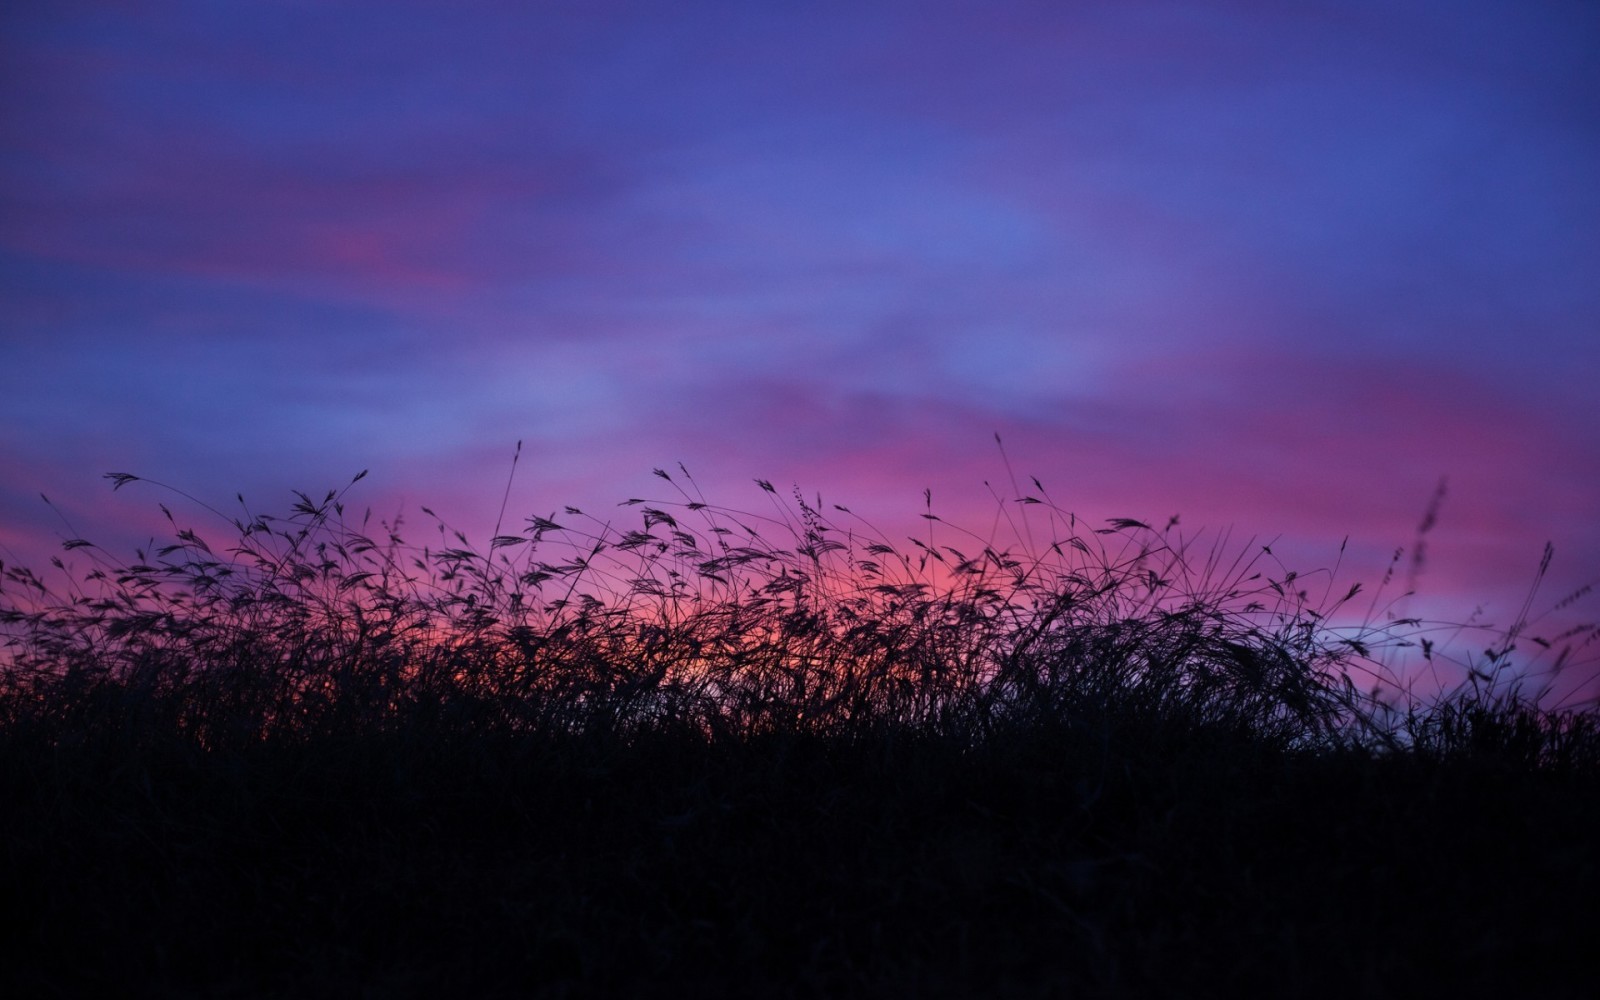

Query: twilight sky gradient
left=3, top=1, right=1598, bottom=696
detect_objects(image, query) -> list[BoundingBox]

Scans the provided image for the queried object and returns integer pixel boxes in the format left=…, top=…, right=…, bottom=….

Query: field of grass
left=3, top=460, right=1597, bottom=998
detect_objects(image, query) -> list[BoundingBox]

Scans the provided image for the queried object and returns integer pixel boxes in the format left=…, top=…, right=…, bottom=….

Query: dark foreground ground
left=4, top=717, right=1596, bottom=1000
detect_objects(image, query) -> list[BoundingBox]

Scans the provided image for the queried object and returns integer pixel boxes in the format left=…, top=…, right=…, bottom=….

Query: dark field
left=3, top=466, right=1597, bottom=997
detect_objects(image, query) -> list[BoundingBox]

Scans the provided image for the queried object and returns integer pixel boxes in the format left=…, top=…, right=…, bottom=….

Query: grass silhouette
left=2, top=457, right=1597, bottom=997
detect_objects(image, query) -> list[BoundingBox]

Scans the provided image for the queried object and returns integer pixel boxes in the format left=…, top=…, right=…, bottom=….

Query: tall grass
left=2, top=461, right=1593, bottom=762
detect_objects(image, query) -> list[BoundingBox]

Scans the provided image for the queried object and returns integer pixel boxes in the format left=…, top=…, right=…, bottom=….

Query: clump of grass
left=2, top=461, right=1597, bottom=997
left=1, top=461, right=1593, bottom=759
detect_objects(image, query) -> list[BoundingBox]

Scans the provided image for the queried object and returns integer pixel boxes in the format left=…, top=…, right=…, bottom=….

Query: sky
left=3, top=1, right=1598, bottom=699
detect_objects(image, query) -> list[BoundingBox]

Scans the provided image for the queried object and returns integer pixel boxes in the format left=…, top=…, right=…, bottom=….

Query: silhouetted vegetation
left=3, top=460, right=1596, bottom=998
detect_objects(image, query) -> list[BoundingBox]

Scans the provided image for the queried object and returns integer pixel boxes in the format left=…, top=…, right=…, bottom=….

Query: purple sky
left=4, top=1, right=1598, bottom=697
